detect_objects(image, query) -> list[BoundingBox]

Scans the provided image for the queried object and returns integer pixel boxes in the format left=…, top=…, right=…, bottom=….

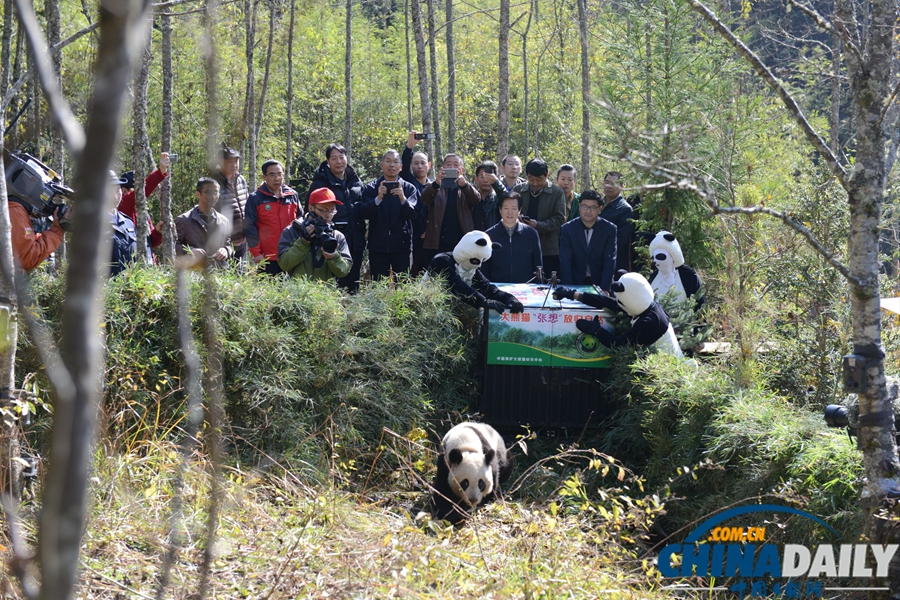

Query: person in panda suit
left=647, top=231, right=704, bottom=311
left=553, top=270, right=683, bottom=357
left=425, top=230, right=525, bottom=314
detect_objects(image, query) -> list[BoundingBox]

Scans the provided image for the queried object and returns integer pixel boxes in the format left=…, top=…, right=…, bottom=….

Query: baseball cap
left=219, top=143, right=241, bottom=159
left=109, top=170, right=128, bottom=185
left=308, top=188, right=343, bottom=206
left=120, top=171, right=135, bottom=189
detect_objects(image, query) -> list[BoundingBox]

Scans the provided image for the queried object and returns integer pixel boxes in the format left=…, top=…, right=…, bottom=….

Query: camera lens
left=322, top=237, right=338, bottom=254
left=824, top=404, right=850, bottom=428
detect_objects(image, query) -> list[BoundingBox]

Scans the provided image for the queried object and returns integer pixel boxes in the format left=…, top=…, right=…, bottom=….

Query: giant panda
left=432, top=422, right=514, bottom=525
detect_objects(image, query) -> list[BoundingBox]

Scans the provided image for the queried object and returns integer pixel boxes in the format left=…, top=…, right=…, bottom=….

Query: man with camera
left=500, top=155, right=525, bottom=192
left=472, top=160, right=508, bottom=232
left=513, top=158, right=566, bottom=275
left=309, top=144, right=365, bottom=292
left=213, top=144, right=250, bottom=260
left=8, top=184, right=66, bottom=273
left=278, top=187, right=352, bottom=281
left=245, top=160, right=301, bottom=275
left=360, top=149, right=419, bottom=280
left=174, top=177, right=233, bottom=268
left=420, top=153, right=481, bottom=268
left=116, top=151, right=171, bottom=256
left=401, top=131, right=434, bottom=276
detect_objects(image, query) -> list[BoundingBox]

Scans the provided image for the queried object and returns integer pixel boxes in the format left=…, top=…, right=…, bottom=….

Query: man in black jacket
left=600, top=171, right=635, bottom=271
left=401, top=131, right=434, bottom=275
left=308, top=143, right=365, bottom=292
left=360, top=150, right=419, bottom=280
left=482, top=192, right=542, bottom=284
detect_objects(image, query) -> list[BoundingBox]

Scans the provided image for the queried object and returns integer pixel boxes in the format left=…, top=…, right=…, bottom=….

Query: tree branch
left=785, top=0, right=864, bottom=64
left=11, top=0, right=85, bottom=155
left=687, top=0, right=848, bottom=190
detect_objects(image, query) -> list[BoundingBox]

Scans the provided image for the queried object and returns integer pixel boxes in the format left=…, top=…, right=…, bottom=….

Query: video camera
left=3, top=150, right=74, bottom=231
left=295, top=212, right=338, bottom=255
left=824, top=376, right=900, bottom=444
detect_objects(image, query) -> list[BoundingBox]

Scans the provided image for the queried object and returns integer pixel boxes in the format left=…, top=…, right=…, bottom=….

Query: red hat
left=308, top=187, right=343, bottom=206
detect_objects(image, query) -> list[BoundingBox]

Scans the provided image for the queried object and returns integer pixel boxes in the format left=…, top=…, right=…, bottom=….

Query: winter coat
left=600, top=195, right=635, bottom=271
left=244, top=183, right=301, bottom=261
left=359, top=177, right=419, bottom=254
left=513, top=182, right=566, bottom=256
left=9, top=200, right=64, bottom=272
left=308, top=162, right=365, bottom=254
left=213, top=171, right=250, bottom=248
left=277, top=215, right=352, bottom=280
left=482, top=221, right=542, bottom=284
left=174, top=206, right=233, bottom=267
left=117, top=168, right=166, bottom=249
left=109, top=210, right=139, bottom=277
left=421, top=180, right=481, bottom=251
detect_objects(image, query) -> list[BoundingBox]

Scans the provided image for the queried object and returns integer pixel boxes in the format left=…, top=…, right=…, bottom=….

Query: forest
left=2, top=0, right=900, bottom=596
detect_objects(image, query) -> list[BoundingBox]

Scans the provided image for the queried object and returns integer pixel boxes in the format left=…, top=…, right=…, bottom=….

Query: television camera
left=3, top=150, right=74, bottom=231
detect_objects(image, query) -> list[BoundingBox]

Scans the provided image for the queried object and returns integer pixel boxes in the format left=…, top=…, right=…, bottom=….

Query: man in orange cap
left=277, top=187, right=352, bottom=281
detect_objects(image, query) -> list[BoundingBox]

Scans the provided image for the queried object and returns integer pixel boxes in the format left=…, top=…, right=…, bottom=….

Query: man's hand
left=253, top=253, right=266, bottom=264
left=154, top=220, right=165, bottom=233
left=483, top=172, right=499, bottom=185
left=485, top=299, right=507, bottom=314
left=305, top=223, right=317, bottom=238
left=322, top=248, right=337, bottom=260
left=407, top=131, right=418, bottom=149
left=519, top=215, right=537, bottom=229
left=391, top=185, right=406, bottom=201
left=214, top=247, right=228, bottom=261
left=377, top=182, right=387, bottom=201
left=507, top=299, right=525, bottom=313
left=159, top=152, right=170, bottom=175
left=553, top=286, right=577, bottom=301
left=456, top=173, right=467, bottom=187
left=575, top=315, right=602, bottom=335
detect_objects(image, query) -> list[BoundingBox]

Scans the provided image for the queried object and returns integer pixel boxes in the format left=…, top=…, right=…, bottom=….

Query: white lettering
left=871, top=544, right=899, bottom=577
left=852, top=544, right=872, bottom=577
left=782, top=545, right=811, bottom=577
left=808, top=544, right=837, bottom=578
left=838, top=545, right=853, bottom=577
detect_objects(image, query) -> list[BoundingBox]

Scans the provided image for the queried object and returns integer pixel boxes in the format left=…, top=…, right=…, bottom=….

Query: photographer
left=420, top=153, right=481, bottom=268
left=116, top=151, right=170, bottom=253
left=359, top=149, right=419, bottom=280
left=278, top=188, right=352, bottom=281
left=8, top=189, right=66, bottom=273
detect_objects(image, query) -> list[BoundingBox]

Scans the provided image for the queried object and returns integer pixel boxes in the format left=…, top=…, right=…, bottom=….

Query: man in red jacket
left=116, top=151, right=170, bottom=256
left=244, top=160, right=300, bottom=275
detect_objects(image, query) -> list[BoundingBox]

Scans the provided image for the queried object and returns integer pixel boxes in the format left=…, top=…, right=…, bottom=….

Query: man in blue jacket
left=558, top=190, right=617, bottom=291
left=360, top=149, right=419, bottom=280
left=482, top=192, right=542, bottom=284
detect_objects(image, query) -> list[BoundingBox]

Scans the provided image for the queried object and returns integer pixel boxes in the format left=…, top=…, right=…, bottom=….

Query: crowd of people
left=6, top=132, right=689, bottom=305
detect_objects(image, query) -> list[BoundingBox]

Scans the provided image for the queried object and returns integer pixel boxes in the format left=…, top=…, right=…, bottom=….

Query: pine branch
left=687, top=0, right=848, bottom=191
left=785, top=0, right=864, bottom=65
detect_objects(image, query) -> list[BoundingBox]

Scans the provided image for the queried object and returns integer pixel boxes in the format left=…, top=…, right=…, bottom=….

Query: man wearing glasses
left=278, top=188, right=352, bottom=281
left=558, top=190, right=617, bottom=292
left=245, top=160, right=300, bottom=275
left=174, top=177, right=233, bottom=268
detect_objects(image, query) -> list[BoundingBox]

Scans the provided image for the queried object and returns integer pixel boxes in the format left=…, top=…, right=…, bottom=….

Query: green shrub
left=19, top=266, right=479, bottom=483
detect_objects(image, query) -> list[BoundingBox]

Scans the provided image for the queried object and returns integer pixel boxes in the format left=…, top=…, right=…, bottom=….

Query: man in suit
left=558, top=190, right=617, bottom=292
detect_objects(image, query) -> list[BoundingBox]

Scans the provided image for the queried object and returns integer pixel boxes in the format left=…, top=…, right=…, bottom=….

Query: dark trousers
left=411, top=235, right=428, bottom=276
left=260, top=259, right=283, bottom=276
left=369, top=250, right=411, bottom=280
left=336, top=226, right=363, bottom=293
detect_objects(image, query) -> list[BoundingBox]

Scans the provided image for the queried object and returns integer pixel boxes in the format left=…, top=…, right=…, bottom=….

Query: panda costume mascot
left=647, top=231, right=704, bottom=310
left=433, top=422, right=513, bottom=524
left=553, top=271, right=683, bottom=357
left=425, top=230, right=525, bottom=314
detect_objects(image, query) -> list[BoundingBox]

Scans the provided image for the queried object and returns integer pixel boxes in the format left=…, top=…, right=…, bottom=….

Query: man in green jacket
left=514, top=158, right=566, bottom=276
left=278, top=188, right=352, bottom=281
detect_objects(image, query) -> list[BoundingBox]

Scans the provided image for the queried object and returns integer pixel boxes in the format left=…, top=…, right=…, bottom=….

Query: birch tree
left=497, top=0, right=510, bottom=159
left=445, top=0, right=456, bottom=153
left=410, top=0, right=434, bottom=160
left=426, top=0, right=442, bottom=160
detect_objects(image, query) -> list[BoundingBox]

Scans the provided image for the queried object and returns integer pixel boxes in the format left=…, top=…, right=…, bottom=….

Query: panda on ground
left=553, top=270, right=683, bottom=357
left=648, top=231, right=704, bottom=310
left=424, top=231, right=525, bottom=314
left=432, top=422, right=513, bottom=525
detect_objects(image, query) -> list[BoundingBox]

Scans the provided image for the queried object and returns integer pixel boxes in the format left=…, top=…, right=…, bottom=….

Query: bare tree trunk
left=577, top=0, right=590, bottom=190
left=645, top=31, right=652, bottom=130
left=344, top=0, right=352, bottom=154
left=0, top=144, right=21, bottom=502
left=158, top=11, right=175, bottom=262
left=38, top=0, right=154, bottom=597
left=830, top=32, right=841, bottom=155
left=254, top=0, right=275, bottom=154
left=133, top=29, right=152, bottom=265
left=498, top=0, right=510, bottom=160
left=410, top=0, right=433, bottom=160
left=46, top=0, right=62, bottom=171
left=285, top=0, right=295, bottom=176
left=521, top=9, right=532, bottom=159
left=445, top=0, right=456, bottom=153
left=242, top=0, right=257, bottom=183
left=1, top=0, right=13, bottom=100
left=405, top=0, right=412, bottom=130
left=12, top=19, right=24, bottom=93
left=426, top=0, right=442, bottom=159
left=203, top=0, right=219, bottom=168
